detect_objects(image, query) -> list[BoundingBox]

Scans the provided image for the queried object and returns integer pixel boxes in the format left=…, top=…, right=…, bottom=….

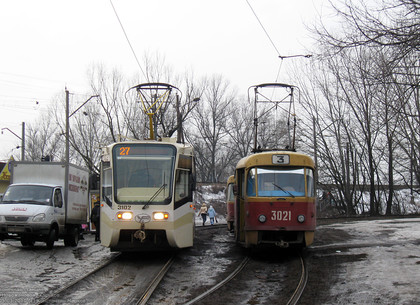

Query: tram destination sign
left=272, top=154, right=290, bottom=165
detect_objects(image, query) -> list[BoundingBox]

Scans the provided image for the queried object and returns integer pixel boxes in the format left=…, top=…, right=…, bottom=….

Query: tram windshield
left=247, top=167, right=312, bottom=197
left=112, top=144, right=176, bottom=205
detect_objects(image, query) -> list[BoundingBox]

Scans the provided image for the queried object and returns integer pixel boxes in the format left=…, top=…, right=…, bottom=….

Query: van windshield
left=1, top=185, right=54, bottom=205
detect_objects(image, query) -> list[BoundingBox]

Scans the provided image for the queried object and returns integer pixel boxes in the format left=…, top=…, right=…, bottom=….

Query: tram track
left=183, top=256, right=250, bottom=305
left=35, top=253, right=122, bottom=305
left=182, top=249, right=308, bottom=305
left=286, top=252, right=308, bottom=305
left=195, top=223, right=226, bottom=231
left=35, top=252, right=175, bottom=305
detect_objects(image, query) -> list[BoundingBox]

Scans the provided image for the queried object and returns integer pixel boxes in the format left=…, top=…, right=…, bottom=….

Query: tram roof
left=235, top=151, right=315, bottom=170
left=227, top=175, right=235, bottom=184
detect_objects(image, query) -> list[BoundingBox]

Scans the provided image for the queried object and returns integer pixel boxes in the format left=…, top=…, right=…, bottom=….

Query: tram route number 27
left=119, top=147, right=131, bottom=155
left=271, top=210, right=291, bottom=221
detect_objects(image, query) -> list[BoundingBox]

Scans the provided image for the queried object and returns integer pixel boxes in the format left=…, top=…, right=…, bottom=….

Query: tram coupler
left=134, top=223, right=147, bottom=243
left=275, top=240, right=289, bottom=248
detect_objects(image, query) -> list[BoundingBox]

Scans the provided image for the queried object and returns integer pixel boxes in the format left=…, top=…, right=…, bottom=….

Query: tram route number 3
left=272, top=154, right=290, bottom=165
left=271, top=210, right=291, bottom=221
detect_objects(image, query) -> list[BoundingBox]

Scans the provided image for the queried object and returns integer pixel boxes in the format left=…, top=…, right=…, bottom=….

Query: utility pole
left=65, top=88, right=70, bottom=221
left=65, top=88, right=70, bottom=165
left=176, top=93, right=184, bottom=143
left=312, top=117, right=318, bottom=185
left=21, top=122, right=25, bottom=161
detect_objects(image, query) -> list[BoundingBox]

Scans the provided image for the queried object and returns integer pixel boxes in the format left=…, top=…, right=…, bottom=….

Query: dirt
left=152, top=215, right=420, bottom=305
left=1, top=213, right=420, bottom=304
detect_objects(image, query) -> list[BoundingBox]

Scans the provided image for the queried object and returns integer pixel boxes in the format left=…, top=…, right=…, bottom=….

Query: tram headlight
left=258, top=214, right=267, bottom=223
left=116, top=211, right=133, bottom=220
left=153, top=212, right=169, bottom=221
left=297, top=214, right=305, bottom=223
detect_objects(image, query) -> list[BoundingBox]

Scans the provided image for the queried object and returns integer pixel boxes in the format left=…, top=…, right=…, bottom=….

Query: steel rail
left=183, top=256, right=250, bottom=305
left=286, top=252, right=308, bottom=305
left=35, top=252, right=121, bottom=305
left=136, top=255, right=175, bottom=305
left=195, top=223, right=227, bottom=231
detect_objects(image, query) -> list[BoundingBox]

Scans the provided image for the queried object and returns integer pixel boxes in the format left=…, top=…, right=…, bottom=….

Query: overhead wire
left=245, top=0, right=281, bottom=57
left=245, top=0, right=285, bottom=97
left=109, top=0, right=148, bottom=81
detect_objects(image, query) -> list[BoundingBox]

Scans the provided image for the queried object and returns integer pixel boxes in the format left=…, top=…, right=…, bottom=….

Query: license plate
left=8, top=227, right=24, bottom=233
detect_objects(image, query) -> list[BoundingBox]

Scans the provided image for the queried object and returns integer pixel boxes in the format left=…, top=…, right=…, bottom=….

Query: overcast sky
left=0, top=0, right=326, bottom=161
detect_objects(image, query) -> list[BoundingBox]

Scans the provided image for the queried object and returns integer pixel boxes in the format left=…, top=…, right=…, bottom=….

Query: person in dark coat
left=91, top=201, right=100, bottom=241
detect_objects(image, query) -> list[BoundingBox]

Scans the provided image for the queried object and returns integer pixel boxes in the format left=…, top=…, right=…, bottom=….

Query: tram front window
left=113, top=144, right=176, bottom=205
left=247, top=167, right=306, bottom=197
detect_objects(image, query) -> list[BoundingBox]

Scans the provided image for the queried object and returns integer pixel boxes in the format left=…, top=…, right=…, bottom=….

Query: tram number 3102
left=271, top=210, right=291, bottom=221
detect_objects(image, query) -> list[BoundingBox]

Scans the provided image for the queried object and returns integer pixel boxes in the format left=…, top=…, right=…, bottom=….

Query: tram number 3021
left=271, top=210, right=291, bottom=221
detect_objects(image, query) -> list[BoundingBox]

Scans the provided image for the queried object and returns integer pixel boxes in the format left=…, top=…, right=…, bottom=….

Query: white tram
left=99, top=138, right=195, bottom=251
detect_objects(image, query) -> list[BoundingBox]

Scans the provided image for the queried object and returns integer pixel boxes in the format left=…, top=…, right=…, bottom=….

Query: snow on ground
left=0, top=234, right=116, bottom=304
left=313, top=218, right=420, bottom=304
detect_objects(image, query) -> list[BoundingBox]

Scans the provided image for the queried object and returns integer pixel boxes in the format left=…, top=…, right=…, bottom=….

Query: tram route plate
left=272, top=154, right=290, bottom=165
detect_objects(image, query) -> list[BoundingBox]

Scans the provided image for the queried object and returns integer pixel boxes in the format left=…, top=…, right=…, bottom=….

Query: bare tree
left=25, top=110, right=62, bottom=162
left=226, top=97, right=254, bottom=160
left=314, top=0, right=420, bottom=59
left=88, top=64, right=130, bottom=143
left=188, top=75, right=236, bottom=182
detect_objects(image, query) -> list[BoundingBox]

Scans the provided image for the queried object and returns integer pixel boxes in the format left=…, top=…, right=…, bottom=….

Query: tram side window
left=247, top=168, right=256, bottom=196
left=306, top=168, right=314, bottom=197
left=227, top=184, right=235, bottom=201
left=236, top=169, right=246, bottom=198
left=175, top=169, right=191, bottom=205
left=102, top=164, right=112, bottom=207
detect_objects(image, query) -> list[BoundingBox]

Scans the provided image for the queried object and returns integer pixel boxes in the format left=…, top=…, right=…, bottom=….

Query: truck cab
left=0, top=161, right=89, bottom=249
left=0, top=183, right=69, bottom=248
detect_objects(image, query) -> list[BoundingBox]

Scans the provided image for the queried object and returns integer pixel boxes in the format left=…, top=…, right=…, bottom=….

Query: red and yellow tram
left=234, top=151, right=316, bottom=248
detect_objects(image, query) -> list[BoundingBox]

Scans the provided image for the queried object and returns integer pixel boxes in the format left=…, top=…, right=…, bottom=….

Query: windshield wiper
left=1, top=200, right=19, bottom=204
left=1, top=200, right=35, bottom=204
left=143, top=184, right=167, bottom=210
left=104, top=195, right=112, bottom=206
left=272, top=183, right=295, bottom=198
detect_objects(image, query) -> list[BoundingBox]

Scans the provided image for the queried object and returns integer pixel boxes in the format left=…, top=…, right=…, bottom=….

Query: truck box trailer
left=0, top=161, right=89, bottom=248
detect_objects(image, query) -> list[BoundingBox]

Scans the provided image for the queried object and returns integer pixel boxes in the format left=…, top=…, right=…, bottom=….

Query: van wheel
left=64, top=226, right=79, bottom=247
left=21, top=237, right=35, bottom=247
left=46, top=228, right=57, bottom=249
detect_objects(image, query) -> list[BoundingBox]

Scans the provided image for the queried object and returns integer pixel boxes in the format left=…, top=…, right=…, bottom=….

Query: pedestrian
left=91, top=201, right=100, bottom=241
left=198, top=203, right=208, bottom=226
left=208, top=205, right=217, bottom=225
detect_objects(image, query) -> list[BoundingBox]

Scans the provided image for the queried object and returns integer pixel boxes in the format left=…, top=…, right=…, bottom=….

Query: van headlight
left=116, top=211, right=133, bottom=220
left=33, top=213, right=46, bottom=222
